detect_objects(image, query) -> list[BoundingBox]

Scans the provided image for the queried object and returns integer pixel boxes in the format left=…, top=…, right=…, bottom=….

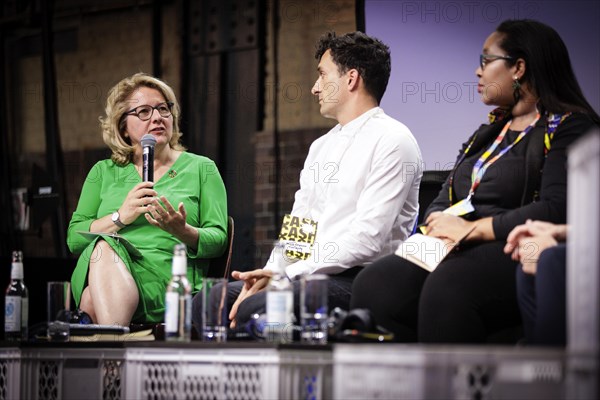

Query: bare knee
left=86, top=239, right=138, bottom=324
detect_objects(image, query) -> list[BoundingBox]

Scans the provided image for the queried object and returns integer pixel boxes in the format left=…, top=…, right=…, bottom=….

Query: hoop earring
left=512, top=76, right=521, bottom=103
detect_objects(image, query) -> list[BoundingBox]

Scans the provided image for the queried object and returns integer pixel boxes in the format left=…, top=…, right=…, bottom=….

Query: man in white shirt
left=192, top=31, right=422, bottom=333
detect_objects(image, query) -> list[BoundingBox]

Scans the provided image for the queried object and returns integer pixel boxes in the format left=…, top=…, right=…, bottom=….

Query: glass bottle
left=165, top=243, right=192, bottom=341
left=4, top=250, right=29, bottom=341
left=265, top=241, right=294, bottom=342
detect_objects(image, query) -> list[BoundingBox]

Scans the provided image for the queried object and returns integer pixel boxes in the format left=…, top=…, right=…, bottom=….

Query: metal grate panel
left=103, top=360, right=122, bottom=400
left=0, top=360, right=7, bottom=400
left=453, top=364, right=494, bottom=400
left=38, top=360, right=60, bottom=400
left=224, top=363, right=262, bottom=400
left=183, top=372, right=220, bottom=400
left=142, top=362, right=179, bottom=400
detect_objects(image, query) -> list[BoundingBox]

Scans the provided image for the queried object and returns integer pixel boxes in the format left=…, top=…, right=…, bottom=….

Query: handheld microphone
left=141, top=134, right=156, bottom=182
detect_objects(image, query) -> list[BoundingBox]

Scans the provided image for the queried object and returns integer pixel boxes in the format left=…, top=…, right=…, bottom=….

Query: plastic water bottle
left=165, top=243, right=192, bottom=341
left=265, top=241, right=294, bottom=342
left=4, top=250, right=29, bottom=341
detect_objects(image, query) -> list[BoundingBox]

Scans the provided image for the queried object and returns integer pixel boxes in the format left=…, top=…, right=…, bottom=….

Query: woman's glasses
left=125, top=102, right=174, bottom=121
left=479, top=54, right=514, bottom=70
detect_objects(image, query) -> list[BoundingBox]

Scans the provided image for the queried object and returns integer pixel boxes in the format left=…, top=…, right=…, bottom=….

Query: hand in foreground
left=228, top=269, right=273, bottom=328
left=516, top=234, right=559, bottom=275
left=504, top=220, right=567, bottom=260
left=145, top=195, right=188, bottom=236
left=424, top=212, right=476, bottom=243
left=118, top=182, right=158, bottom=225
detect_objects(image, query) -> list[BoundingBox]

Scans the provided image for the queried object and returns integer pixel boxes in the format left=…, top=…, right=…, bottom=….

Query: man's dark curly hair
left=315, top=31, right=391, bottom=104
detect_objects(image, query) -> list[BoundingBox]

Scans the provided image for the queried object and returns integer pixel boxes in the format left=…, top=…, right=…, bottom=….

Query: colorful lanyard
left=545, top=112, right=570, bottom=155
left=448, top=135, right=477, bottom=204
left=448, top=111, right=570, bottom=204
left=467, top=112, right=541, bottom=199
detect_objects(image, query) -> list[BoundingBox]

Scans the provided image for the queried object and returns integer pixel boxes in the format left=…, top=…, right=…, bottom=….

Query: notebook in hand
left=395, top=226, right=475, bottom=272
left=77, top=231, right=142, bottom=258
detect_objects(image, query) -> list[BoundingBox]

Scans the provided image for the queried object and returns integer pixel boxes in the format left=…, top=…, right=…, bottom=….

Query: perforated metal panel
left=102, top=360, right=122, bottom=400
left=453, top=364, right=495, bottom=400
left=142, top=362, right=179, bottom=399
left=138, top=361, right=265, bottom=399
left=224, top=363, right=262, bottom=399
left=17, top=347, right=126, bottom=400
left=13, top=345, right=332, bottom=399
left=120, top=346, right=331, bottom=399
left=0, top=360, right=7, bottom=400
left=0, top=348, right=20, bottom=400
left=182, top=372, right=220, bottom=400
left=38, top=360, right=61, bottom=400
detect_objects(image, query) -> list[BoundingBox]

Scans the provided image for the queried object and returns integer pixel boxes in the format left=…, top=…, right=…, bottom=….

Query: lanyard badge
left=278, top=214, right=318, bottom=260
left=446, top=113, right=541, bottom=217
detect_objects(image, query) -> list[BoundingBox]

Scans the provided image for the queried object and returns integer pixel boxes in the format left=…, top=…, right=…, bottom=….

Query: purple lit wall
left=365, top=0, right=600, bottom=168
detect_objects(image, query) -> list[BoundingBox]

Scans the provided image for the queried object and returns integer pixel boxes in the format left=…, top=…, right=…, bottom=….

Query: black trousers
left=350, top=241, right=522, bottom=343
left=192, top=267, right=362, bottom=336
left=516, top=244, right=567, bottom=346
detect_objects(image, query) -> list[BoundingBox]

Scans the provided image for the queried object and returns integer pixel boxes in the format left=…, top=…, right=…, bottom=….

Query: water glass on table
left=301, top=274, right=329, bottom=344
left=47, top=281, right=71, bottom=342
left=201, top=277, right=228, bottom=342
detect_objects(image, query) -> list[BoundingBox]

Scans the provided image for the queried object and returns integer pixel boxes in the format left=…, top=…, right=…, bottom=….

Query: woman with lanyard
left=350, top=19, right=600, bottom=343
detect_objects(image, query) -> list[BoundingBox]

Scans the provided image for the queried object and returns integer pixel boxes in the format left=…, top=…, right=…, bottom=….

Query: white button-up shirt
left=265, top=107, right=422, bottom=279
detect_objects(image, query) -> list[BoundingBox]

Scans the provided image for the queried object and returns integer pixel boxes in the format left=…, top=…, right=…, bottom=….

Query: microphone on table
left=141, top=134, right=156, bottom=182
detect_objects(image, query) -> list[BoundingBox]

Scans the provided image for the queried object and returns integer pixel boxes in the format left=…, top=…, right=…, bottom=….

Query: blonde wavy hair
left=100, top=73, right=186, bottom=165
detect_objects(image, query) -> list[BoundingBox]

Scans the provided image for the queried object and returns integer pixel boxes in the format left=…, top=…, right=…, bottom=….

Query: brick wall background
left=252, top=0, right=356, bottom=266
left=253, top=127, right=326, bottom=265
left=6, top=0, right=356, bottom=262
left=11, top=3, right=181, bottom=256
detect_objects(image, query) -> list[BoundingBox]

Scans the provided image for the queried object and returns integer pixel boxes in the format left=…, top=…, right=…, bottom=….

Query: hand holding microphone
left=141, top=134, right=156, bottom=182
left=114, top=136, right=157, bottom=226
left=115, top=182, right=157, bottom=226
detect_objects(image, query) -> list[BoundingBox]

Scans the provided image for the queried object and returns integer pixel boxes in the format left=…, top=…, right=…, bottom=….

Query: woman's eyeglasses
left=479, top=54, right=514, bottom=70
left=125, top=102, right=174, bottom=121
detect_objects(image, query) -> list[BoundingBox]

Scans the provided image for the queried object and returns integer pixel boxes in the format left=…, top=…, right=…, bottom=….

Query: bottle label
left=184, top=294, right=192, bottom=332
left=22, top=297, right=29, bottom=329
left=165, top=292, right=179, bottom=333
left=266, top=291, right=293, bottom=328
left=172, top=256, right=187, bottom=276
left=4, top=296, right=21, bottom=332
left=11, top=262, right=24, bottom=280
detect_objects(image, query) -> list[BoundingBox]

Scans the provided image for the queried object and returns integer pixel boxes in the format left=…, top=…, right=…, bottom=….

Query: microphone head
left=141, top=134, right=157, bottom=148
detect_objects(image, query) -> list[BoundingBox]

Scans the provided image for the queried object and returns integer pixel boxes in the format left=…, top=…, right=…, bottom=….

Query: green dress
left=66, top=152, right=228, bottom=323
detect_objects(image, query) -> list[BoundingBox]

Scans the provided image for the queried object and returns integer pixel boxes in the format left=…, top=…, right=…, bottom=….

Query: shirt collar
left=337, top=107, right=382, bottom=136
